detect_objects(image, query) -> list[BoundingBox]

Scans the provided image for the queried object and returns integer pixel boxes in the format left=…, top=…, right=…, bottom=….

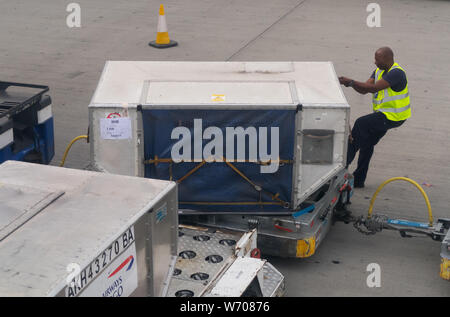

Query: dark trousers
left=346, top=112, right=405, bottom=185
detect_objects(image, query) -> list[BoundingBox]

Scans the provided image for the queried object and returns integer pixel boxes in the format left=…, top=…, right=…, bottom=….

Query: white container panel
left=146, top=81, right=294, bottom=105
left=292, top=107, right=349, bottom=207
left=89, top=106, right=143, bottom=177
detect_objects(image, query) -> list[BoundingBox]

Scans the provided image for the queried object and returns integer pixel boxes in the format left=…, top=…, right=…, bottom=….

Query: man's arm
left=339, top=76, right=390, bottom=95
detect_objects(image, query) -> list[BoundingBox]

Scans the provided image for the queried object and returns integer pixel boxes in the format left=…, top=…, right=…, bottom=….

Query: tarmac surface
left=1, top=0, right=449, bottom=296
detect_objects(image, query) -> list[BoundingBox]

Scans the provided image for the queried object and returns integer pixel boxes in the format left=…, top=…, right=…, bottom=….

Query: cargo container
left=88, top=61, right=353, bottom=258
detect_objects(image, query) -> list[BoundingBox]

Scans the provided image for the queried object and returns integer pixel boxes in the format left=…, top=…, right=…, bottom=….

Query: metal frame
left=180, top=169, right=349, bottom=258
left=0, top=81, right=49, bottom=118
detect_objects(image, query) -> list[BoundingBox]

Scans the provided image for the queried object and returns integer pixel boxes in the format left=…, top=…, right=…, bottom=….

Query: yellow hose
left=368, top=177, right=434, bottom=227
left=59, top=135, right=88, bottom=167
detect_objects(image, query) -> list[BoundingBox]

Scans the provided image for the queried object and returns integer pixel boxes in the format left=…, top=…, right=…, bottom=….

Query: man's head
left=374, top=47, right=394, bottom=70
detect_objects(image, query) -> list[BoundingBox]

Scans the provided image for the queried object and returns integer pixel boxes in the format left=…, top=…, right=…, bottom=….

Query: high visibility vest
left=373, top=63, right=411, bottom=121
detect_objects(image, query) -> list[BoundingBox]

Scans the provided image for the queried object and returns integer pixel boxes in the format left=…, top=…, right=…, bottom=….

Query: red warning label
left=106, top=112, right=121, bottom=119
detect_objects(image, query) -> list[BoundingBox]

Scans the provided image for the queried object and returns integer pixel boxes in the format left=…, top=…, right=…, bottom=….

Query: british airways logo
left=108, top=256, right=134, bottom=278
left=102, top=255, right=135, bottom=297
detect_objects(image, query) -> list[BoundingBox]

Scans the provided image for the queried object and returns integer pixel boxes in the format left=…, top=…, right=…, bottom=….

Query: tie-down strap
left=144, top=156, right=293, bottom=208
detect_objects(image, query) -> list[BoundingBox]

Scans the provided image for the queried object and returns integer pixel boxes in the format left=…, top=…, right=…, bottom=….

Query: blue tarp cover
left=143, top=109, right=295, bottom=212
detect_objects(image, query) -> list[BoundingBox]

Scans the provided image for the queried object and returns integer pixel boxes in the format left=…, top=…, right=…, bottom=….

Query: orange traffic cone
left=149, top=4, right=178, bottom=48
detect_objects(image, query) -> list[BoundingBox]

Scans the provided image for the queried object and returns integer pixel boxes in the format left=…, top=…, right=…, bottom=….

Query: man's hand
left=339, top=76, right=352, bottom=87
left=339, top=76, right=390, bottom=94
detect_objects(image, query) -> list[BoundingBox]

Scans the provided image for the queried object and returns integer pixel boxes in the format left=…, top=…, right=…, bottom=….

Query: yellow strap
left=223, top=158, right=258, bottom=188
left=148, top=156, right=289, bottom=207
left=177, top=161, right=206, bottom=184
left=223, top=158, right=288, bottom=206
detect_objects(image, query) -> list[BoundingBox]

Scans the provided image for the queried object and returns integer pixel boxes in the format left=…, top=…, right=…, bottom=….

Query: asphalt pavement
left=1, top=0, right=449, bottom=296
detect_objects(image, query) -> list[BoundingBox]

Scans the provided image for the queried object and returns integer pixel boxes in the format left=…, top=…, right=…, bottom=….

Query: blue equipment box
left=0, top=81, right=54, bottom=164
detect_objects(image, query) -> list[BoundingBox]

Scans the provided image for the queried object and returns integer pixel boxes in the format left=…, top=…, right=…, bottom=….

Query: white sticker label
left=100, top=118, right=132, bottom=140
left=66, top=227, right=138, bottom=297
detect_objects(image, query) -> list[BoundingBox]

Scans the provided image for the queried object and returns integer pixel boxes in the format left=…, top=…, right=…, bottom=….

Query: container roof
left=90, top=61, right=348, bottom=108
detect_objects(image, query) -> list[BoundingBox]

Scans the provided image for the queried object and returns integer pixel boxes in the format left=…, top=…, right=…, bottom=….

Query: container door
left=293, top=106, right=349, bottom=206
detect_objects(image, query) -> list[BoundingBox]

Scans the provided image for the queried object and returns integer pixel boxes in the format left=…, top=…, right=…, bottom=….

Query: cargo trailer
left=88, top=61, right=353, bottom=258
left=0, top=160, right=283, bottom=297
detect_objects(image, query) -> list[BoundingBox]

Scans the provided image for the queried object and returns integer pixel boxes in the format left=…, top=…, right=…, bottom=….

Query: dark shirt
left=370, top=68, right=407, bottom=92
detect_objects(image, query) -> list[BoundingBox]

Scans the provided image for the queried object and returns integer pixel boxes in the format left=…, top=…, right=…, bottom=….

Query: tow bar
left=339, top=177, right=450, bottom=281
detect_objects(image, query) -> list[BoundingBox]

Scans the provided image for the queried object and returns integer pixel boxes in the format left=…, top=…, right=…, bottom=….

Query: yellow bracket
left=296, top=237, right=316, bottom=258
left=368, top=177, right=434, bottom=227
left=177, top=161, right=206, bottom=184
left=441, top=257, right=450, bottom=280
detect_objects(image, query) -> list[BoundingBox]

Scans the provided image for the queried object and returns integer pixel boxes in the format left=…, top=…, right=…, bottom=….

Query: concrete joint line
left=226, top=0, right=308, bottom=61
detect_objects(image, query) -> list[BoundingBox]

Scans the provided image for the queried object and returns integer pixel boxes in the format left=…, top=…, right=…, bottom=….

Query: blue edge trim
left=293, top=205, right=315, bottom=219
left=387, top=219, right=430, bottom=229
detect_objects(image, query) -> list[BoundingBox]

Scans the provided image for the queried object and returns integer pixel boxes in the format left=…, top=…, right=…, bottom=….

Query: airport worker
left=339, top=47, right=410, bottom=188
